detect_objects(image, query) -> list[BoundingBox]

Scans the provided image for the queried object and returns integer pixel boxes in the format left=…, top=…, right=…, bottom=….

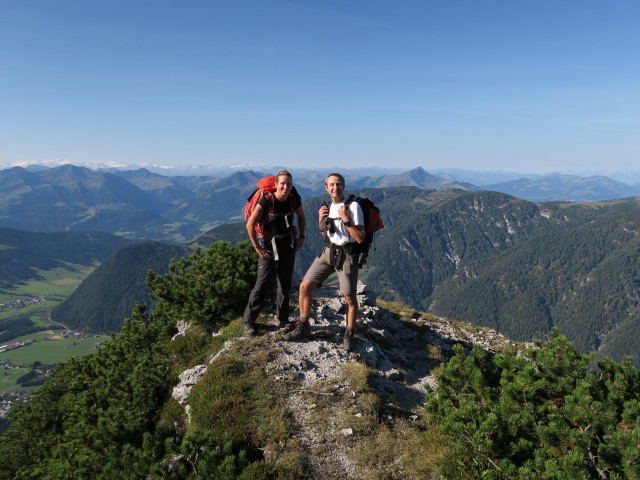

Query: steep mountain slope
left=429, top=198, right=640, bottom=361
left=50, top=241, right=188, bottom=333
left=340, top=187, right=605, bottom=308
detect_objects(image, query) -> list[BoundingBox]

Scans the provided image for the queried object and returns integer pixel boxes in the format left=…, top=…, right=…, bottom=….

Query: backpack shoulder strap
left=262, top=191, right=276, bottom=214
left=344, top=194, right=356, bottom=206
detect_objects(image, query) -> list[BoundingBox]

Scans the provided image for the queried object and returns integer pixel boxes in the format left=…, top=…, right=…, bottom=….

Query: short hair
left=276, top=169, right=293, bottom=182
left=325, top=172, right=345, bottom=187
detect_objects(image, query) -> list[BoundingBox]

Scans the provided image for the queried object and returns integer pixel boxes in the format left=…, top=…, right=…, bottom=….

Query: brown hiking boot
left=342, top=328, right=355, bottom=352
left=283, top=319, right=311, bottom=341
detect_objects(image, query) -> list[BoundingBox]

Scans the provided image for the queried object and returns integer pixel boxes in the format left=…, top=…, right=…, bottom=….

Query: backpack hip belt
left=261, top=230, right=297, bottom=262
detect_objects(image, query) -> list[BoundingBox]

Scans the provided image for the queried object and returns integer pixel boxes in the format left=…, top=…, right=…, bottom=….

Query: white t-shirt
left=327, top=200, right=364, bottom=246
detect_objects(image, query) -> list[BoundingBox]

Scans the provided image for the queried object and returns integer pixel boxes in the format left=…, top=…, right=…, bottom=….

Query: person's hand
left=338, top=205, right=349, bottom=223
left=319, top=204, right=329, bottom=223
left=295, top=237, right=304, bottom=250
left=256, top=247, right=271, bottom=259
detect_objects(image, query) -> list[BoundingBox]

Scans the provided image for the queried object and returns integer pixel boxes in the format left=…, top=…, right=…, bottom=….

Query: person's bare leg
left=342, top=293, right=358, bottom=351
left=284, top=279, right=318, bottom=341
left=344, top=293, right=358, bottom=328
left=298, top=279, right=317, bottom=318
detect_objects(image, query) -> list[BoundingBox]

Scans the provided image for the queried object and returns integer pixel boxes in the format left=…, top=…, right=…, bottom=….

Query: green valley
left=0, top=264, right=110, bottom=395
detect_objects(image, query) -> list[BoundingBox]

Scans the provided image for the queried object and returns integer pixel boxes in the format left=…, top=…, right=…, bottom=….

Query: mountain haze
left=0, top=165, right=173, bottom=238
left=353, top=166, right=478, bottom=191
left=4, top=164, right=640, bottom=245
left=484, top=173, right=640, bottom=202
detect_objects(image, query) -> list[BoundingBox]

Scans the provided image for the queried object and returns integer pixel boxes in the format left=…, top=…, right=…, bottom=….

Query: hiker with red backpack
left=242, top=170, right=306, bottom=336
left=285, top=172, right=366, bottom=351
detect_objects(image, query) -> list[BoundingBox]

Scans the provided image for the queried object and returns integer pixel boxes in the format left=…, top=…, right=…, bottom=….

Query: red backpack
left=244, top=176, right=301, bottom=240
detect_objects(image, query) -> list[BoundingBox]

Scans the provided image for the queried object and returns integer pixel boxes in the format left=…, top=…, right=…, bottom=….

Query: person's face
left=276, top=175, right=292, bottom=198
left=325, top=175, right=344, bottom=201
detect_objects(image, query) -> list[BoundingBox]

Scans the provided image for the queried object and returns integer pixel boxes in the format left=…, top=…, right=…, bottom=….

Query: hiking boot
left=244, top=323, right=257, bottom=337
left=283, top=319, right=311, bottom=341
left=342, top=328, right=355, bottom=352
left=279, top=320, right=295, bottom=333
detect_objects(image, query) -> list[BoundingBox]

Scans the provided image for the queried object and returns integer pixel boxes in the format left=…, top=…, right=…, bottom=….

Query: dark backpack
left=344, top=194, right=384, bottom=267
left=244, top=176, right=300, bottom=241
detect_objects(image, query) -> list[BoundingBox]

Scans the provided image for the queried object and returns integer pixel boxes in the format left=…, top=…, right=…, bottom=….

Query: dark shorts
left=303, top=245, right=359, bottom=296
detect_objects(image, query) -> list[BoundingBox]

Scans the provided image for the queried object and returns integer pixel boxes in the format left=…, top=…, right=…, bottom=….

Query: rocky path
left=172, top=283, right=517, bottom=478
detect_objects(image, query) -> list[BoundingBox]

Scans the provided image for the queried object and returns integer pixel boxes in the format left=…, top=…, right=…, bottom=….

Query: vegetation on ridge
left=428, top=329, right=640, bottom=479
left=1, top=240, right=639, bottom=479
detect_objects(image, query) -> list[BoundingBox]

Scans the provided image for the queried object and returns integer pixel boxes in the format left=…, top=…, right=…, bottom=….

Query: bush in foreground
left=427, top=328, right=640, bottom=479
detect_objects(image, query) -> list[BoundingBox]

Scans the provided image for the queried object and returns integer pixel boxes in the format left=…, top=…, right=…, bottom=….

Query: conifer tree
left=146, top=241, right=257, bottom=331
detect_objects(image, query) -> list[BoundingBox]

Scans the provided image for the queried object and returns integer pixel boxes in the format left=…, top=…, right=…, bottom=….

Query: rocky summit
left=171, top=283, right=520, bottom=479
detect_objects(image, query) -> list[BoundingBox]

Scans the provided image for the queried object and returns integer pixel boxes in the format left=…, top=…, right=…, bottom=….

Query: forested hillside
left=0, top=227, right=130, bottom=288
left=51, top=242, right=188, bottom=333
left=429, top=198, right=640, bottom=362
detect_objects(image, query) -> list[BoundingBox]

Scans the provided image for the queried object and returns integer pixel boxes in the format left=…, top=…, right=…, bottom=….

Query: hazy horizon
left=4, top=158, right=640, bottom=186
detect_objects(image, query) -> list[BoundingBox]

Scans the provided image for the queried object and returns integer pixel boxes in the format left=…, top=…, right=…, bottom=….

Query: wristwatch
left=344, top=221, right=353, bottom=228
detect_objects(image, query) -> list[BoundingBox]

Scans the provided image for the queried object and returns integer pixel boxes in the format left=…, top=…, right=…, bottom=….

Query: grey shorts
left=303, top=245, right=359, bottom=296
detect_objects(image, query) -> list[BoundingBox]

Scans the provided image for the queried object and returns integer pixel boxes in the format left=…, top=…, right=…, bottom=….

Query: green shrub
left=146, top=241, right=257, bottom=331
left=427, top=328, right=640, bottom=479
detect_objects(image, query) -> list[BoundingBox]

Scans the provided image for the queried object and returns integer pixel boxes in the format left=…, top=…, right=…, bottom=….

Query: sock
left=300, top=316, right=309, bottom=323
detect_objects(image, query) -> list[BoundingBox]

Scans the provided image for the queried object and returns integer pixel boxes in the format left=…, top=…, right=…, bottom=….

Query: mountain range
left=2, top=164, right=640, bottom=244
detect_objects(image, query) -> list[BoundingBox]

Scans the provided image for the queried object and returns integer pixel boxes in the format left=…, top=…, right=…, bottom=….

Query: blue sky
left=2, top=0, right=640, bottom=174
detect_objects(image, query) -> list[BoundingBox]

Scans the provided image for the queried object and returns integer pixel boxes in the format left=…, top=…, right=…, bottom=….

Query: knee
left=299, top=279, right=315, bottom=297
left=344, top=294, right=358, bottom=307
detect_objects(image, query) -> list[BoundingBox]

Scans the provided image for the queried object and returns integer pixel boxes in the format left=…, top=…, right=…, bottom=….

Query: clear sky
left=2, top=0, right=640, bottom=174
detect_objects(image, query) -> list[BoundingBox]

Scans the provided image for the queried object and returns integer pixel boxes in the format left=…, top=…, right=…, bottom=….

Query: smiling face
left=325, top=174, right=345, bottom=203
left=275, top=173, right=293, bottom=200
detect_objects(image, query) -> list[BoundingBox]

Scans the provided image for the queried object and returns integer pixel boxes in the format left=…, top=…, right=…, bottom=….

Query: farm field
left=0, top=262, right=94, bottom=303
left=0, top=263, right=108, bottom=395
left=1, top=333, right=108, bottom=365
left=0, top=367, right=31, bottom=395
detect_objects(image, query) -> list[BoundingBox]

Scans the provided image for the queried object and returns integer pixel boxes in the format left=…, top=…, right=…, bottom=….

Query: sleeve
left=257, top=196, right=269, bottom=210
left=350, top=201, right=364, bottom=226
